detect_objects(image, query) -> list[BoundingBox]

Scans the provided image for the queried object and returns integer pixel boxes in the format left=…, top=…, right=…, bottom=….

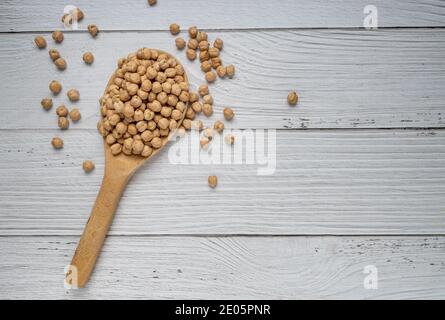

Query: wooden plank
left=1, top=129, right=444, bottom=236
left=0, top=235, right=444, bottom=299
left=2, top=29, right=445, bottom=130
left=1, top=0, right=445, bottom=31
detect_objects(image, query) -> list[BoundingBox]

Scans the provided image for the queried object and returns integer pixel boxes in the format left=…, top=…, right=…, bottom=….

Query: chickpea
left=151, top=137, right=162, bottom=149
left=58, top=116, right=69, bottom=130
left=287, top=91, right=299, bottom=105
left=199, top=40, right=209, bottom=51
left=214, top=38, right=223, bottom=50
left=54, top=58, right=66, bottom=70
left=34, top=36, right=47, bottom=49
left=203, top=104, right=213, bottom=117
left=52, top=30, right=64, bottom=43
left=196, top=31, right=208, bottom=42
left=216, top=66, right=226, bottom=78
left=67, top=89, right=80, bottom=102
left=169, top=23, right=180, bottom=35
left=82, top=160, right=95, bottom=173
left=88, top=24, right=99, bottom=38
left=199, top=50, right=210, bottom=62
left=56, top=105, right=69, bottom=117
left=148, top=0, right=157, bottom=6
left=191, top=102, right=202, bottom=113
left=208, top=175, right=218, bottom=188
left=203, top=95, right=213, bottom=105
left=205, top=71, right=216, bottom=83
left=226, top=64, right=236, bottom=78
left=141, top=145, right=153, bottom=157
left=51, top=137, right=64, bottom=149
left=201, top=61, right=212, bottom=72
left=198, top=84, right=209, bottom=96
left=69, top=108, right=81, bottom=122
left=110, top=143, right=122, bottom=155
left=175, top=37, right=186, bottom=50
left=132, top=140, right=144, bottom=155
left=225, top=134, right=235, bottom=145
left=49, top=49, right=60, bottom=61
left=208, top=47, right=219, bottom=58
left=214, top=120, right=224, bottom=133
left=188, top=39, right=198, bottom=50
left=223, top=107, right=234, bottom=120
left=49, top=80, right=62, bottom=95
left=188, top=26, right=198, bottom=38
left=41, top=97, right=53, bottom=111
left=186, top=49, right=196, bottom=61
left=189, top=92, right=199, bottom=103
left=83, top=52, right=94, bottom=64
left=200, top=137, right=210, bottom=150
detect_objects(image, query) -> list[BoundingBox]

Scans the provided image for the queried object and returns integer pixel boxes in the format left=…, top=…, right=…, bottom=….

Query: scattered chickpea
left=58, top=116, right=70, bottom=130
left=188, top=26, right=198, bottom=38
left=223, top=107, right=234, bottom=121
left=214, top=120, right=224, bottom=133
left=56, top=105, right=69, bottom=117
left=52, top=30, right=64, bottom=43
left=169, top=23, right=180, bottom=35
left=287, top=91, right=299, bottom=105
left=216, top=66, right=226, bottom=78
left=175, top=37, right=186, bottom=50
left=208, top=47, right=219, bottom=58
left=213, top=38, right=223, bottom=50
left=202, top=104, right=213, bottom=117
left=83, top=52, right=94, bottom=64
left=54, top=58, right=67, bottom=70
left=49, top=49, right=60, bottom=61
left=69, top=108, right=81, bottom=122
left=203, top=95, right=213, bottom=105
left=67, top=89, right=80, bottom=102
left=208, top=175, right=218, bottom=188
left=200, top=136, right=210, bottom=149
left=73, top=8, right=84, bottom=21
left=225, top=134, right=235, bottom=145
left=188, top=39, right=198, bottom=50
left=205, top=71, right=216, bottom=83
left=49, top=80, right=62, bottom=95
left=88, top=24, right=99, bottom=38
left=51, top=137, right=64, bottom=149
left=34, top=36, right=47, bottom=49
left=198, top=84, right=209, bottom=96
left=82, top=160, right=95, bottom=173
left=148, top=0, right=157, bottom=6
left=226, top=65, right=235, bottom=78
left=41, top=98, right=53, bottom=111
left=196, top=31, right=208, bottom=42
left=186, top=49, right=196, bottom=60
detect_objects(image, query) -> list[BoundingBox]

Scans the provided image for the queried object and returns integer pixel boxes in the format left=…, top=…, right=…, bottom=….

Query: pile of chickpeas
left=97, top=48, right=191, bottom=157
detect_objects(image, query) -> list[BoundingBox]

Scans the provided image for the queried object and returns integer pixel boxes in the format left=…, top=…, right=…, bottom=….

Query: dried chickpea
left=72, top=8, right=84, bottom=21
left=83, top=52, right=94, bottom=64
left=69, top=108, right=81, bottom=122
left=199, top=50, right=209, bottom=62
left=49, top=49, right=60, bottom=61
left=110, top=143, right=122, bottom=155
left=141, top=145, right=153, bottom=157
left=191, top=102, right=202, bottom=113
left=67, top=89, right=80, bottom=102
left=208, top=47, right=219, bottom=58
left=223, top=107, right=234, bottom=120
left=56, top=105, right=69, bottom=117
left=148, top=0, right=157, bottom=6
left=226, top=64, right=236, bottom=78
left=208, top=175, right=218, bottom=188
left=188, top=26, right=198, bottom=38
left=88, top=24, right=99, bottom=38
left=214, top=120, right=224, bottom=133
left=189, top=92, right=199, bottom=103
left=41, top=98, right=53, bottom=111
left=175, top=37, right=186, bottom=50
left=205, top=71, right=216, bottom=83
left=287, top=91, right=299, bottom=105
left=151, top=137, right=162, bottom=149
left=34, top=36, right=47, bottom=49
left=203, top=95, right=213, bottom=105
left=51, top=137, right=64, bottom=149
left=202, top=104, right=213, bottom=117
left=216, top=66, right=226, bottom=78
left=200, top=137, right=210, bottom=150
left=52, top=30, right=64, bottom=43
left=198, top=84, right=209, bottom=96
left=188, top=39, right=198, bottom=50
left=198, top=41, right=209, bottom=51
left=196, top=31, right=208, bottom=42
left=54, top=58, right=67, bottom=70
left=58, top=116, right=69, bottom=130
left=49, top=80, right=62, bottom=95
left=225, top=134, right=235, bottom=145
left=213, top=38, right=223, bottom=50
left=186, top=49, right=196, bottom=61
left=170, top=23, right=180, bottom=35
left=82, top=160, right=95, bottom=173
left=201, top=61, right=212, bottom=72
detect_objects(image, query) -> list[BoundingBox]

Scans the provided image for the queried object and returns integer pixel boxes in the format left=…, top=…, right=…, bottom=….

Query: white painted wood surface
left=1, top=0, right=445, bottom=31
left=0, top=236, right=444, bottom=299
left=1, top=0, right=445, bottom=299
left=0, top=129, right=444, bottom=236
left=2, top=29, right=445, bottom=130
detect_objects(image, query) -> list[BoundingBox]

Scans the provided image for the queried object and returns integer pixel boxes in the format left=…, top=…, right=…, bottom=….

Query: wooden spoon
left=66, top=49, right=188, bottom=288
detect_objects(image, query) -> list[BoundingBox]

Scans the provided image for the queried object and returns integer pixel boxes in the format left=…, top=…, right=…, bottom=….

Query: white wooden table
left=0, top=0, right=444, bottom=299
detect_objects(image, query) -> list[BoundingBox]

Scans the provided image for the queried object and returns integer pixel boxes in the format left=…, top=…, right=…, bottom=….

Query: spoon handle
left=67, top=170, right=129, bottom=288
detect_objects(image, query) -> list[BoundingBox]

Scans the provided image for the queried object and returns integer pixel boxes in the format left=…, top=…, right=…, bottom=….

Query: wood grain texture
left=1, top=0, right=445, bottom=31
left=1, top=129, right=444, bottom=236
left=2, top=29, right=445, bottom=130
left=0, top=236, right=444, bottom=299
